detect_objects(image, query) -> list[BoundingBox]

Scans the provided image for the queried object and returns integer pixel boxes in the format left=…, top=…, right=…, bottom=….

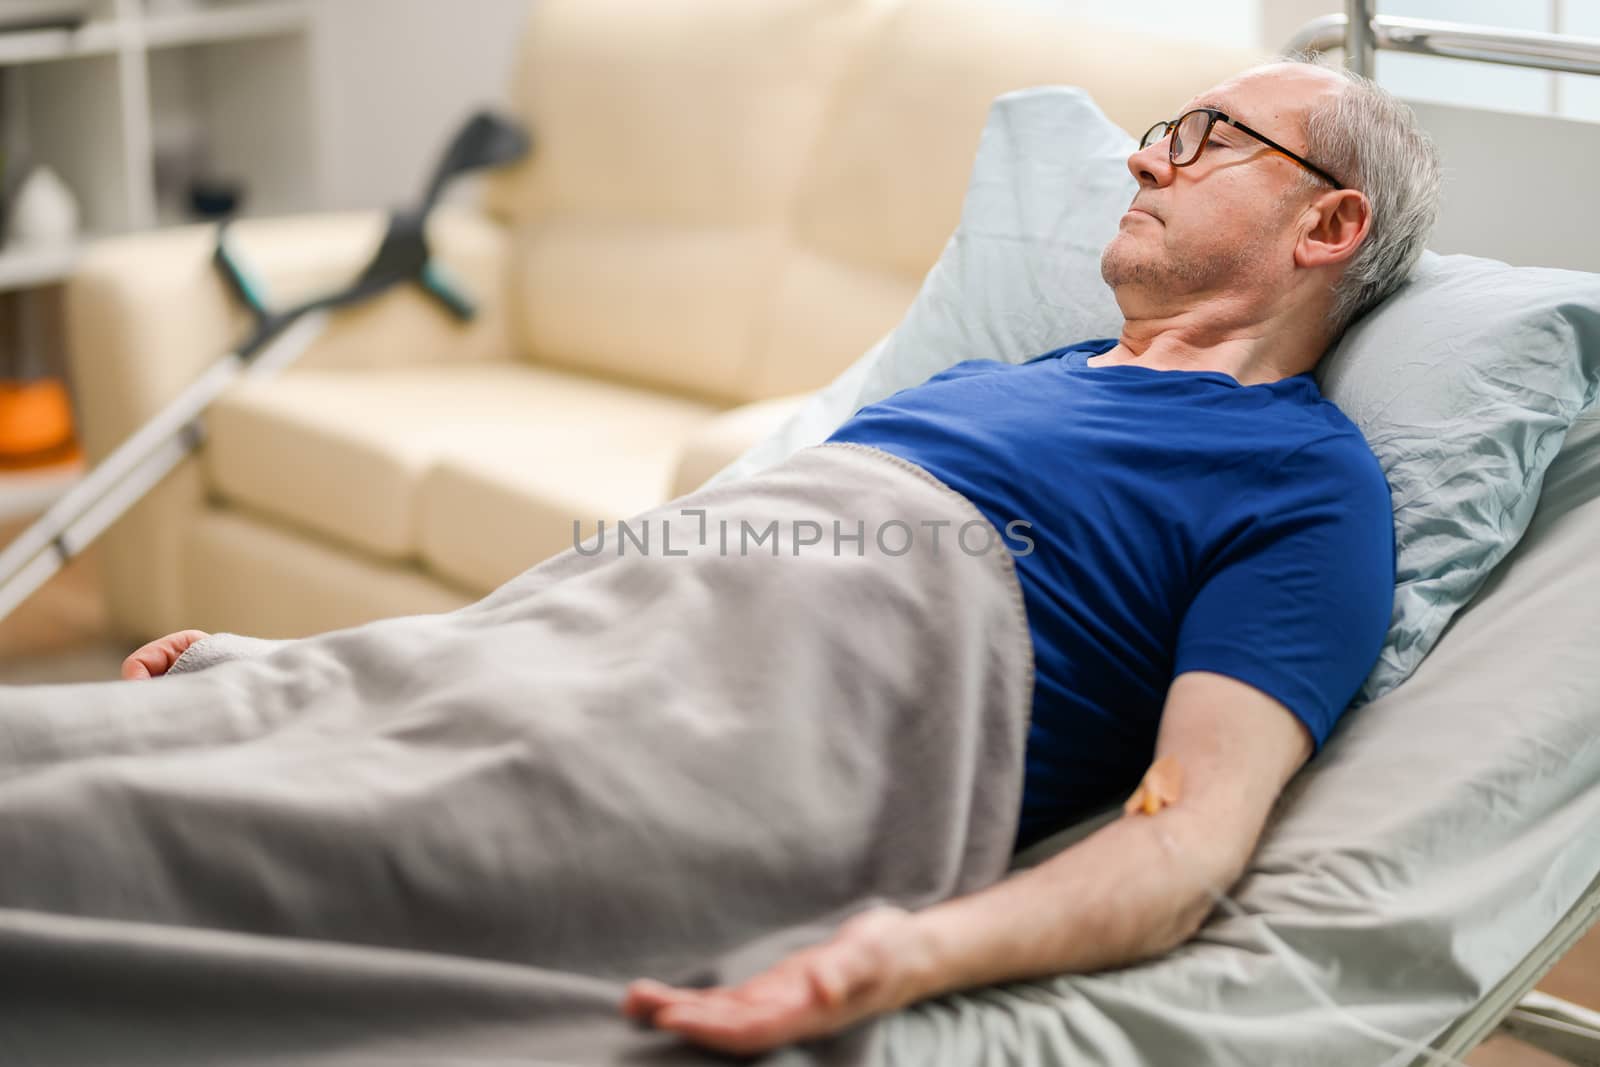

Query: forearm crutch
left=0, top=112, right=530, bottom=627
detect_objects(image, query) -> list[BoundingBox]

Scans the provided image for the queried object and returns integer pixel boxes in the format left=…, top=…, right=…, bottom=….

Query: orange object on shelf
left=0, top=378, right=78, bottom=469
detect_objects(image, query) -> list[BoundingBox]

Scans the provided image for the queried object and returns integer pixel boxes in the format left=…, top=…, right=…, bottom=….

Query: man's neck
left=1090, top=308, right=1329, bottom=386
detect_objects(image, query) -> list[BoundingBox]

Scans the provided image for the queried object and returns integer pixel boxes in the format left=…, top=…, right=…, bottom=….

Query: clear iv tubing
left=1152, top=825, right=1473, bottom=1067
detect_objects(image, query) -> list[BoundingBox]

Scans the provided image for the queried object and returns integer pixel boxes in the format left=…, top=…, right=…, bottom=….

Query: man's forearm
left=906, top=808, right=1237, bottom=1000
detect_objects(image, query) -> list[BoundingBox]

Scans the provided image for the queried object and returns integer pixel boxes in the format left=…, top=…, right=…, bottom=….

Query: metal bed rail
left=1285, top=0, right=1600, bottom=79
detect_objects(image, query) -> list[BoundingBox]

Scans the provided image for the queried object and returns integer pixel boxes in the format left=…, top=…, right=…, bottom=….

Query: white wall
left=1263, top=0, right=1332, bottom=54
left=1410, top=100, right=1600, bottom=273
left=309, top=0, right=532, bottom=212
left=1010, top=0, right=1262, bottom=49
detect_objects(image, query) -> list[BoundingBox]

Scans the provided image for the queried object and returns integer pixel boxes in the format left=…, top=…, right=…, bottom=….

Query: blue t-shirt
left=827, top=338, right=1395, bottom=850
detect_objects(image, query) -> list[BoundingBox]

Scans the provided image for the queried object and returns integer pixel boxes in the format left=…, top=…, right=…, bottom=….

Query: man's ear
left=1296, top=189, right=1370, bottom=270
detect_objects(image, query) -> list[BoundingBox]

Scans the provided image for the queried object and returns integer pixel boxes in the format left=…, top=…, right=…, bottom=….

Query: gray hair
left=1273, top=54, right=1442, bottom=339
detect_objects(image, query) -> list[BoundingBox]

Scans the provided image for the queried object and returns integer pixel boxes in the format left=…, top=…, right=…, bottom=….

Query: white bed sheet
left=876, top=410, right=1600, bottom=1065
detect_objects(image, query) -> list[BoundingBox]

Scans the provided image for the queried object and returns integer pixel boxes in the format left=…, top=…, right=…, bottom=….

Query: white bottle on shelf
left=7, top=165, right=80, bottom=247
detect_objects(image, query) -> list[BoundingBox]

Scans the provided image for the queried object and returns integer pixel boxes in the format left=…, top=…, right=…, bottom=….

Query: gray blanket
left=0, top=443, right=1034, bottom=1066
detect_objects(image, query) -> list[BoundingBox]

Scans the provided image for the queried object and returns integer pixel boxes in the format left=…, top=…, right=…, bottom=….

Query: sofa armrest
left=669, top=393, right=811, bottom=499
left=66, top=206, right=515, bottom=452
left=62, top=206, right=515, bottom=640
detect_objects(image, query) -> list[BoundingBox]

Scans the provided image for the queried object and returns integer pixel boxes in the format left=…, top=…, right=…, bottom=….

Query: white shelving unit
left=144, top=1, right=309, bottom=49
left=0, top=239, right=86, bottom=292
left=0, top=21, right=122, bottom=65
left=0, top=456, right=85, bottom=524
left=0, top=0, right=316, bottom=293
left=0, top=0, right=316, bottom=518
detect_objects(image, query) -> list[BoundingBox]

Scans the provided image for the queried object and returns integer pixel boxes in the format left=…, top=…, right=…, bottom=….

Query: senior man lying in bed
left=66, top=59, right=1437, bottom=1059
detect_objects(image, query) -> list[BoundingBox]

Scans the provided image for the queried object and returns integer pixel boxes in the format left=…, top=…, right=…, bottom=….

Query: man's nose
left=1127, top=139, right=1174, bottom=188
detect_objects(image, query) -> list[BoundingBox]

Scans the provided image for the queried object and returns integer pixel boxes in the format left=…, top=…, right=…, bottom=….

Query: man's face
left=1100, top=65, right=1346, bottom=316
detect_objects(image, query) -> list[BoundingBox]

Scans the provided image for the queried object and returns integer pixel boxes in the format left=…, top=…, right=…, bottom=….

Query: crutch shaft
left=0, top=312, right=330, bottom=599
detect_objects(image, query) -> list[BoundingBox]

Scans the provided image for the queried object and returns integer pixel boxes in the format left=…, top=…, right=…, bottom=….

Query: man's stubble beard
left=1100, top=229, right=1258, bottom=297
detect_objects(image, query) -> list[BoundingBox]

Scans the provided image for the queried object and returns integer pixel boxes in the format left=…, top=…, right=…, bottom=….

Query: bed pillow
left=1317, top=254, right=1600, bottom=698
left=711, top=86, right=1600, bottom=703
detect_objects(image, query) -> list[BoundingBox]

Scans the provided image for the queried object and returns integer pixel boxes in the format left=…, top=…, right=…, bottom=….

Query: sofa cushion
left=488, top=0, right=888, bottom=403
left=668, top=393, right=810, bottom=500
left=417, top=406, right=709, bottom=592
left=204, top=363, right=719, bottom=567
left=184, top=506, right=476, bottom=639
left=487, top=0, right=1268, bottom=408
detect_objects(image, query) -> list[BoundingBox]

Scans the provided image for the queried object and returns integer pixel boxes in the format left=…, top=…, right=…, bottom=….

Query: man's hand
left=621, top=905, right=934, bottom=1055
left=121, top=630, right=210, bottom=680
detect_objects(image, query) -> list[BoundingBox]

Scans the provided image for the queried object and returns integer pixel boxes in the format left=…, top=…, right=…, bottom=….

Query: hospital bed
left=1301, top=11, right=1600, bottom=1065
left=871, top=7, right=1600, bottom=1066
left=19, top=3, right=1597, bottom=1064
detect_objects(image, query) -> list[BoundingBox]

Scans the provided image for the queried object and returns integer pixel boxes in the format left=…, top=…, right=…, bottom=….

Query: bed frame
left=1430, top=867, right=1600, bottom=1065
left=1284, top=7, right=1600, bottom=1064
left=1289, top=1, right=1600, bottom=78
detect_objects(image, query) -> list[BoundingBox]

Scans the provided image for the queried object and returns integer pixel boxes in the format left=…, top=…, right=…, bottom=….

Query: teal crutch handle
left=420, top=260, right=477, bottom=322
left=213, top=223, right=274, bottom=323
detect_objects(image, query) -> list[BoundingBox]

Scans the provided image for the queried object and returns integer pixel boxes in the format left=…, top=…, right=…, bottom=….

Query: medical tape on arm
left=1128, top=767, right=1472, bottom=1067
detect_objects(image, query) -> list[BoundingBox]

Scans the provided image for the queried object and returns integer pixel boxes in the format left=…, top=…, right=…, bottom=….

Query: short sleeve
left=1174, top=437, right=1395, bottom=749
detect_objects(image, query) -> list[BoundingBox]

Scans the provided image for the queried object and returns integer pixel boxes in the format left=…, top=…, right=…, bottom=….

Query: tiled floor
left=1, top=519, right=1595, bottom=1064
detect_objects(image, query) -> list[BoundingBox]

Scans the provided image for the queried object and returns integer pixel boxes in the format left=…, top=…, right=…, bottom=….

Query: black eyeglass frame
left=1140, top=107, right=1345, bottom=190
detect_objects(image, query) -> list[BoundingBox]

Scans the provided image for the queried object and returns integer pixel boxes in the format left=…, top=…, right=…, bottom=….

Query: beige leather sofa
left=66, top=0, right=1263, bottom=642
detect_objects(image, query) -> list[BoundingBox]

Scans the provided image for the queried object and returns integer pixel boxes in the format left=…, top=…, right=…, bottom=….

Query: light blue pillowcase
left=1317, top=252, right=1600, bottom=699
left=712, top=86, right=1600, bottom=703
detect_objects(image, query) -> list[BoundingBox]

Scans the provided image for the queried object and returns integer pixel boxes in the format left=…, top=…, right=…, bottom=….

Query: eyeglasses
left=1140, top=107, right=1345, bottom=190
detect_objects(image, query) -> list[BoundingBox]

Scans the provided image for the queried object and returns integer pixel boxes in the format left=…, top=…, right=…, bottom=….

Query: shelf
left=0, top=456, right=84, bottom=525
left=142, top=2, right=310, bottom=50
left=0, top=20, right=121, bottom=66
left=0, top=3, right=310, bottom=66
left=0, top=240, right=85, bottom=293
left=0, top=0, right=316, bottom=283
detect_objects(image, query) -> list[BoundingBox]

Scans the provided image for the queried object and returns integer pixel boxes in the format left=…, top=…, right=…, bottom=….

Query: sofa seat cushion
left=203, top=362, right=720, bottom=569
left=417, top=406, right=713, bottom=592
